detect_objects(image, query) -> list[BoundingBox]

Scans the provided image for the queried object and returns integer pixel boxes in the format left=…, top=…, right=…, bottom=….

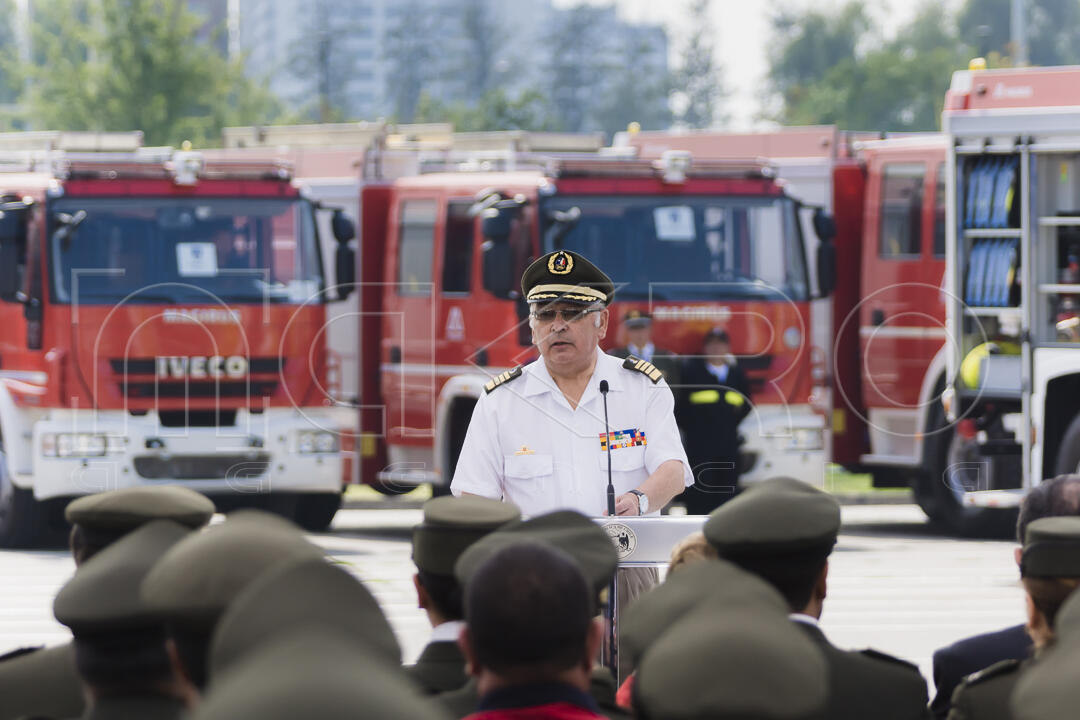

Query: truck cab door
left=860, top=155, right=946, bottom=459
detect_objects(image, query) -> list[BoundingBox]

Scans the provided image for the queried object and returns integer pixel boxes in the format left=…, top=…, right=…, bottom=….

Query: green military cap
left=412, top=496, right=520, bottom=575
left=634, top=603, right=828, bottom=720
left=621, top=558, right=789, bottom=666
left=194, top=628, right=451, bottom=720
left=521, top=250, right=614, bottom=306
left=704, top=476, right=841, bottom=559
left=209, top=556, right=400, bottom=680
left=65, top=485, right=214, bottom=544
left=1010, top=589, right=1080, bottom=720
left=455, top=510, right=617, bottom=600
left=1020, top=516, right=1080, bottom=578
left=141, top=510, right=323, bottom=628
left=54, top=519, right=190, bottom=634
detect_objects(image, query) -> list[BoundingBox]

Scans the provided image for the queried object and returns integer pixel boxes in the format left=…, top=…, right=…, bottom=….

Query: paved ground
left=0, top=503, right=1023, bottom=697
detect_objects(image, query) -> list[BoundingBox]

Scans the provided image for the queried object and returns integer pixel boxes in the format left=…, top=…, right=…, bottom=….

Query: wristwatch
left=629, top=489, right=649, bottom=515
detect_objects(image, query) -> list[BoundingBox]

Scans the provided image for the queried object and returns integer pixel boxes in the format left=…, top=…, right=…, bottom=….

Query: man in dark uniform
left=408, top=496, right=521, bottom=694
left=457, top=542, right=608, bottom=720
left=0, top=486, right=215, bottom=720
left=703, top=477, right=930, bottom=719
left=947, top=516, right=1080, bottom=720
left=930, top=475, right=1080, bottom=718
left=609, top=309, right=680, bottom=388
left=1010, top=585, right=1080, bottom=720
left=53, top=519, right=194, bottom=719
left=438, top=510, right=629, bottom=720
left=140, top=510, right=324, bottom=697
left=677, top=327, right=751, bottom=514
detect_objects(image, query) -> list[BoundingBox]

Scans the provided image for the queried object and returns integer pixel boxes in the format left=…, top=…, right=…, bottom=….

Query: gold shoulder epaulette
left=483, top=367, right=523, bottom=394
left=622, top=355, right=663, bottom=384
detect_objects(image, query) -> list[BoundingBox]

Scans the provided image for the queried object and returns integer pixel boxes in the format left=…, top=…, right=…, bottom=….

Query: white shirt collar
left=629, top=342, right=655, bottom=360
left=788, top=613, right=819, bottom=627
left=523, top=347, right=624, bottom=399
left=430, top=619, right=465, bottom=644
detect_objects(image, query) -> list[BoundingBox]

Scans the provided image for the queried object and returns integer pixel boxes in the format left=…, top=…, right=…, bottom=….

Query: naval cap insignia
left=548, top=251, right=573, bottom=275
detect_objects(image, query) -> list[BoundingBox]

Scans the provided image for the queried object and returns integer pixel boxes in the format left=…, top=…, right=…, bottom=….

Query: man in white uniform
left=452, top=250, right=691, bottom=517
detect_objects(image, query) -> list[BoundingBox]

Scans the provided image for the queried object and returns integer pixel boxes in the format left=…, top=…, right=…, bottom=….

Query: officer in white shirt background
left=450, top=249, right=691, bottom=518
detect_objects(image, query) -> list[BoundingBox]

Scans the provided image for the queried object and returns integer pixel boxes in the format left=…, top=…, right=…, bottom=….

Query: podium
left=594, top=516, right=705, bottom=678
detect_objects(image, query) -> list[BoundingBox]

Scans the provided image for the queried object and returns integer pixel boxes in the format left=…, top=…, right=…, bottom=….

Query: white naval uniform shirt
left=451, top=349, right=692, bottom=517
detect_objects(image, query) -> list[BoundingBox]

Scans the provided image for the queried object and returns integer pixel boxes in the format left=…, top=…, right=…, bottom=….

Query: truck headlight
left=42, top=433, right=125, bottom=458
left=788, top=428, right=823, bottom=451
left=296, top=430, right=339, bottom=454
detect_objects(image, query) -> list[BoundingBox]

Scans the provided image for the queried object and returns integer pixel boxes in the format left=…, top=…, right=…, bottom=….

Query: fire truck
left=619, top=128, right=1004, bottom=532
left=0, top=132, right=354, bottom=546
left=939, top=64, right=1080, bottom=529
left=357, top=151, right=836, bottom=495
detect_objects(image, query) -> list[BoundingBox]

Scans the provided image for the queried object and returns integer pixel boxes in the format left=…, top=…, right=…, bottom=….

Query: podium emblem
left=603, top=522, right=637, bottom=560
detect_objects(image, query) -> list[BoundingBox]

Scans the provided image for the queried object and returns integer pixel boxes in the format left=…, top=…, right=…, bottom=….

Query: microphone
left=600, top=380, right=616, bottom=517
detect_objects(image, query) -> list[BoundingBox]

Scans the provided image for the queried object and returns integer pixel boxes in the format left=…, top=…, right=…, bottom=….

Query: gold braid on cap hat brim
left=527, top=284, right=608, bottom=303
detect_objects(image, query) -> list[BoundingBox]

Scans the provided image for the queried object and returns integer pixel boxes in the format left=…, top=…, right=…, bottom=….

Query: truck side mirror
left=335, top=242, right=355, bottom=300
left=0, top=204, right=29, bottom=301
left=812, top=208, right=837, bottom=243
left=817, top=241, right=836, bottom=298
left=482, top=238, right=514, bottom=299
left=331, top=210, right=356, bottom=243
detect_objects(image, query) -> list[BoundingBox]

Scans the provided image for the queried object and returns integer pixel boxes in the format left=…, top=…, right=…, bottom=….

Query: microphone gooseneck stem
left=600, top=380, right=615, bottom=517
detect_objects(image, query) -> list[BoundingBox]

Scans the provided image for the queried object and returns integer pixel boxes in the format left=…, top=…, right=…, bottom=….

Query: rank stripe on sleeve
left=483, top=366, right=523, bottom=394
left=622, top=355, right=663, bottom=384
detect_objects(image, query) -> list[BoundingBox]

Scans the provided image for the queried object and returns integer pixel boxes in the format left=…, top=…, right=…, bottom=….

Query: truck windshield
left=48, top=197, right=323, bottom=305
left=542, top=195, right=809, bottom=302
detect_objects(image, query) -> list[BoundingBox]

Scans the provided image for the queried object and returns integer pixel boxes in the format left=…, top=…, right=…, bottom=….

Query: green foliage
left=544, top=4, right=607, bottom=133
left=0, top=0, right=21, bottom=130
left=384, top=0, right=443, bottom=123
left=21, top=0, right=279, bottom=146
left=672, top=0, right=725, bottom=128
left=413, top=88, right=561, bottom=132
left=958, top=0, right=1080, bottom=66
left=287, top=0, right=361, bottom=123
left=768, top=1, right=971, bottom=131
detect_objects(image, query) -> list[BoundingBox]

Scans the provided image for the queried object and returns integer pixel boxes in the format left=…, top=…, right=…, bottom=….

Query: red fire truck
left=357, top=152, right=836, bottom=496
left=0, top=132, right=355, bottom=546
left=620, top=128, right=1003, bottom=531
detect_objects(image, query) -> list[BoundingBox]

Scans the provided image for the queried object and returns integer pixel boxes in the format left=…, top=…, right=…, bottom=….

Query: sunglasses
left=529, top=307, right=604, bottom=324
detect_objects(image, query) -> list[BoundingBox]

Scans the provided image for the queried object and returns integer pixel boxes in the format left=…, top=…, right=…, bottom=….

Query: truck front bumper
left=31, top=409, right=343, bottom=500
left=738, top=405, right=827, bottom=488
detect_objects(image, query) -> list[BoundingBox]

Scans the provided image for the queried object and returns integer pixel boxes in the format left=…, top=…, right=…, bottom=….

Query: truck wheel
left=0, top=447, right=57, bottom=548
left=371, top=481, right=416, bottom=496
left=915, top=403, right=1017, bottom=538
left=1053, top=413, right=1080, bottom=476
left=293, top=492, right=342, bottom=532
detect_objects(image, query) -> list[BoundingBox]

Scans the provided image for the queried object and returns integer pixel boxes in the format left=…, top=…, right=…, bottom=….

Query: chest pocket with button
left=597, top=445, right=646, bottom=472
left=504, top=454, right=554, bottom=480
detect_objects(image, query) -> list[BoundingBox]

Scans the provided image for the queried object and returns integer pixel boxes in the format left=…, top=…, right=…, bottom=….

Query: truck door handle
left=871, top=309, right=885, bottom=326
left=388, top=346, right=401, bottom=364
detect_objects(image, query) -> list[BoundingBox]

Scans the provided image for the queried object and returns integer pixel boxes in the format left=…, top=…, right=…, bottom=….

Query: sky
left=552, top=0, right=931, bottom=129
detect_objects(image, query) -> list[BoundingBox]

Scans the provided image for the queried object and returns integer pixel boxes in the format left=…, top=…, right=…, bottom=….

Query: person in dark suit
left=930, top=474, right=1080, bottom=718
left=609, top=309, right=680, bottom=387
left=704, top=477, right=931, bottom=720
left=407, top=496, right=520, bottom=694
left=676, top=327, right=751, bottom=514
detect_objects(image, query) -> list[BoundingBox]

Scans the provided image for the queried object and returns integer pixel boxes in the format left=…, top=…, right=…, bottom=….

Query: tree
left=672, top=0, right=724, bottom=129
left=21, top=0, right=279, bottom=146
left=544, top=4, right=607, bottom=133
left=958, top=0, right=1080, bottom=66
left=413, top=88, right=559, bottom=132
left=383, top=0, right=444, bottom=122
left=287, top=0, right=365, bottom=123
left=0, top=0, right=21, bottom=129
left=593, top=31, right=671, bottom=136
left=458, top=0, right=503, bottom=103
left=767, top=1, right=970, bottom=132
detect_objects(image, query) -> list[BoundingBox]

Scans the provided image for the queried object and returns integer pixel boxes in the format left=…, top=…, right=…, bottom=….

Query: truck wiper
left=544, top=207, right=581, bottom=249
left=53, top=211, right=88, bottom=249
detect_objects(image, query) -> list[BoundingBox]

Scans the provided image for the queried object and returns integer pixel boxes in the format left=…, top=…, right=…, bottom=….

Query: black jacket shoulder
left=946, top=659, right=1024, bottom=720
left=930, top=624, right=1031, bottom=720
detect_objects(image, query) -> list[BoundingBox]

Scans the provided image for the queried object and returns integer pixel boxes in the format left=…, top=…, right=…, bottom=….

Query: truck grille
left=134, top=453, right=271, bottom=480
left=111, top=357, right=285, bottom=401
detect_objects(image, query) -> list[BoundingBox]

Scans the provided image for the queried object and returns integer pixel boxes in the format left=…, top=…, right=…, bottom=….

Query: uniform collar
left=430, top=620, right=465, bottom=644
left=477, top=682, right=599, bottom=713
left=523, top=348, right=624, bottom=399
